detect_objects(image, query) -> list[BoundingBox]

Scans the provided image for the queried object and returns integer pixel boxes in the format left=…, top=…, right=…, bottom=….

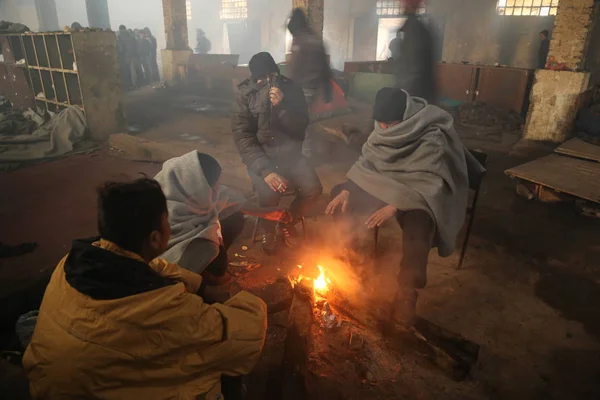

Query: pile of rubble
left=456, top=102, right=525, bottom=132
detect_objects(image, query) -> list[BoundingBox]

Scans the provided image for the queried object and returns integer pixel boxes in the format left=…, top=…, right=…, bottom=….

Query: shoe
left=278, top=223, right=298, bottom=248
left=391, top=288, right=418, bottom=330
left=262, top=231, right=278, bottom=255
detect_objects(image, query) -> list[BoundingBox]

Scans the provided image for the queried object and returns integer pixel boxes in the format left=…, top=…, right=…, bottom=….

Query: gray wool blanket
left=154, top=151, right=244, bottom=265
left=347, top=93, right=478, bottom=257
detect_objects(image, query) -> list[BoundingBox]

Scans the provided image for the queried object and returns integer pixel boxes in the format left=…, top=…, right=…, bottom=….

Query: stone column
left=161, top=0, right=192, bottom=85
left=523, top=0, right=597, bottom=142
left=293, top=0, right=324, bottom=39
left=85, top=0, right=111, bottom=29
left=34, top=0, right=59, bottom=32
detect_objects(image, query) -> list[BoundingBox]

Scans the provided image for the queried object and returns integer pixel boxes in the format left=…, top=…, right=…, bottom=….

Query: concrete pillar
left=293, top=0, right=324, bottom=39
left=523, top=0, right=597, bottom=142
left=161, top=0, right=192, bottom=85
left=85, top=0, right=111, bottom=30
left=35, top=0, right=59, bottom=31
left=163, top=0, right=189, bottom=50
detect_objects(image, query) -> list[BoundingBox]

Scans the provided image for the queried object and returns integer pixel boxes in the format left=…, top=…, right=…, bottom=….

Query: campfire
left=290, top=264, right=333, bottom=302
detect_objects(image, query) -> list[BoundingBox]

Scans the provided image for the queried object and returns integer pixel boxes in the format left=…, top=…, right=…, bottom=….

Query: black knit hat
left=249, top=52, right=280, bottom=80
left=372, top=88, right=408, bottom=123
left=288, top=8, right=308, bottom=35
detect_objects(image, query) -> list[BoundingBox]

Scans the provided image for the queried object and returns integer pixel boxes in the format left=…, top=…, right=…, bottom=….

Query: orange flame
left=313, top=265, right=332, bottom=297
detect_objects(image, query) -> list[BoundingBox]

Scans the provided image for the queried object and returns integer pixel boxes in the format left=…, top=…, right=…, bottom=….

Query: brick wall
left=524, top=70, right=591, bottom=141
left=547, top=0, right=596, bottom=70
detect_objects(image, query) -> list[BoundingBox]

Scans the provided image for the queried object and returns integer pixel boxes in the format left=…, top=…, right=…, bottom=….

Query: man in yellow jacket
left=23, top=178, right=267, bottom=399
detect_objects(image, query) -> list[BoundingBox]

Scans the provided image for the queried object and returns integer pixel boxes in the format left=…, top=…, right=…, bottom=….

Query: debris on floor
left=455, top=102, right=524, bottom=132
left=178, top=132, right=215, bottom=145
left=0, top=242, right=37, bottom=259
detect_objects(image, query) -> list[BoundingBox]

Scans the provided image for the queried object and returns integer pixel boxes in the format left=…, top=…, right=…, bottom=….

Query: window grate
left=376, top=1, right=426, bottom=16
left=220, top=0, right=248, bottom=20
left=496, top=0, right=559, bottom=16
left=186, top=0, right=192, bottom=20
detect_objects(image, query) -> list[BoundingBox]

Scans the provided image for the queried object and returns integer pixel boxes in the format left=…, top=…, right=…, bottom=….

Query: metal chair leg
left=373, top=226, right=379, bottom=258
left=251, top=216, right=260, bottom=246
left=300, top=216, right=307, bottom=240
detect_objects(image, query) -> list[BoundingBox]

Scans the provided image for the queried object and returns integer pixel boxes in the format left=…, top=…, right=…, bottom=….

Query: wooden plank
left=505, top=154, right=600, bottom=203
left=555, top=137, right=600, bottom=163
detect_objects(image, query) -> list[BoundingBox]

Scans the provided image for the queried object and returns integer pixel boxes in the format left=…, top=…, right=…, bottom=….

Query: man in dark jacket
left=538, top=30, right=550, bottom=69
left=144, top=27, right=160, bottom=82
left=287, top=8, right=332, bottom=158
left=394, top=0, right=436, bottom=103
left=195, top=28, right=212, bottom=54
left=232, top=52, right=322, bottom=254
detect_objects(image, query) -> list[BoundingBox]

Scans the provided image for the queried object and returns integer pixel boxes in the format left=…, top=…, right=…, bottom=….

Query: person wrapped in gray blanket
left=154, top=151, right=291, bottom=291
left=326, top=88, right=484, bottom=329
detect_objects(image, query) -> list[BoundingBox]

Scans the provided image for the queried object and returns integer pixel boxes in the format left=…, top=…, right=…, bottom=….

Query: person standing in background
left=195, top=29, right=212, bottom=54
left=287, top=8, right=332, bottom=159
left=143, top=27, right=160, bottom=82
left=388, top=31, right=402, bottom=61
left=393, top=0, right=436, bottom=103
left=130, top=29, right=144, bottom=88
left=117, top=25, right=134, bottom=89
left=138, top=30, right=154, bottom=84
left=538, top=30, right=550, bottom=69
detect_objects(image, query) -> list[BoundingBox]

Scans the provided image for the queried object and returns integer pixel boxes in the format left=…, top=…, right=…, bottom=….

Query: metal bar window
left=376, top=0, right=426, bottom=16
left=220, top=0, right=248, bottom=20
left=186, top=0, right=192, bottom=21
left=497, top=0, right=559, bottom=16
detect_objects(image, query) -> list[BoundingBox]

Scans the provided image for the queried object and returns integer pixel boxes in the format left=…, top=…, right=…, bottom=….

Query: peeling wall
left=429, top=0, right=554, bottom=69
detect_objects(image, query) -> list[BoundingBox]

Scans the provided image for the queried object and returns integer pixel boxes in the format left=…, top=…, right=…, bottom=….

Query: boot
left=278, top=222, right=299, bottom=249
left=391, top=288, right=418, bottom=330
left=262, top=231, right=278, bottom=255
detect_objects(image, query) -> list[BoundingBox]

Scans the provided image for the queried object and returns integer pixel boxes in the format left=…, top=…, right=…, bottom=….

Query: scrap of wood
left=555, top=137, right=600, bottom=163
left=505, top=154, right=600, bottom=204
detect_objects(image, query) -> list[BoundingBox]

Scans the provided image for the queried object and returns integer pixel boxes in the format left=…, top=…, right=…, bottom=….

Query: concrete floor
left=1, top=88, right=600, bottom=399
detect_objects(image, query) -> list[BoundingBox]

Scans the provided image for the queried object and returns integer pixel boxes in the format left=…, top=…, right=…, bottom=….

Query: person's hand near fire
left=365, top=205, right=398, bottom=229
left=325, top=189, right=350, bottom=214
left=327, top=190, right=398, bottom=228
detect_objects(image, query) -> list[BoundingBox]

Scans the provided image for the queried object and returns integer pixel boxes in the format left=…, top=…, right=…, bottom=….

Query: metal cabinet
left=0, top=31, right=124, bottom=141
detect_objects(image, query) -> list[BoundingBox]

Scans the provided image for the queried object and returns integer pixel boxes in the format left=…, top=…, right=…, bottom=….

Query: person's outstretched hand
left=326, top=190, right=350, bottom=215
left=365, top=205, right=398, bottom=229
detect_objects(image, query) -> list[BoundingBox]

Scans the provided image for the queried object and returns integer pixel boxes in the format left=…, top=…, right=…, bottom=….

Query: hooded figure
left=327, top=88, right=483, bottom=329
left=154, top=151, right=246, bottom=281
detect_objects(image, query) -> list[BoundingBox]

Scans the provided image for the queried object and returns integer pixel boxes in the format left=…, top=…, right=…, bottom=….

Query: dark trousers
left=205, top=211, right=246, bottom=277
left=179, top=212, right=246, bottom=278
left=250, top=156, right=322, bottom=231
left=331, top=183, right=434, bottom=289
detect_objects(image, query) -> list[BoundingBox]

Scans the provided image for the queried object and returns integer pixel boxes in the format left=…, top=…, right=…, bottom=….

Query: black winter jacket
left=394, top=15, right=436, bottom=103
left=232, top=76, right=309, bottom=178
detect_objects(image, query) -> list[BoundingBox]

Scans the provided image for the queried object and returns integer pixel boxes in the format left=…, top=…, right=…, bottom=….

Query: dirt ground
left=1, top=87, right=600, bottom=399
